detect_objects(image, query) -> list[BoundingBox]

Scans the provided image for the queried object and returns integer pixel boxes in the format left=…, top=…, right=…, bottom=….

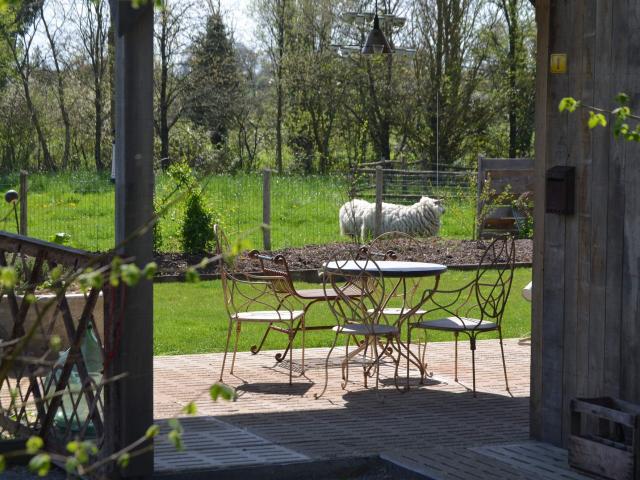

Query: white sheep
left=339, top=196, right=445, bottom=241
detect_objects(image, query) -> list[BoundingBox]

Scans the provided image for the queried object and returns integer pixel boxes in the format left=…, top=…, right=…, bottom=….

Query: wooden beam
left=105, top=1, right=154, bottom=477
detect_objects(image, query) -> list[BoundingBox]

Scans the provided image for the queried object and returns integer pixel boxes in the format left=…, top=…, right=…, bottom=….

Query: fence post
left=375, top=166, right=383, bottom=237
left=262, top=169, right=271, bottom=250
left=19, top=170, right=27, bottom=236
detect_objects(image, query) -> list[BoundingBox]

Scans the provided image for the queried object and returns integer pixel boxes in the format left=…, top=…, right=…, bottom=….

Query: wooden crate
left=570, top=397, right=640, bottom=480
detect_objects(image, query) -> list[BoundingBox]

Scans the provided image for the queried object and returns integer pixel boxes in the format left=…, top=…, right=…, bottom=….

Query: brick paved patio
left=153, top=338, right=590, bottom=479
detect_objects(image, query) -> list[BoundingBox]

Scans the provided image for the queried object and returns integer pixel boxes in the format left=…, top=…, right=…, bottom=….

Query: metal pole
left=375, top=166, right=383, bottom=237
left=262, top=169, right=271, bottom=250
left=106, top=1, right=154, bottom=477
left=19, top=171, right=27, bottom=236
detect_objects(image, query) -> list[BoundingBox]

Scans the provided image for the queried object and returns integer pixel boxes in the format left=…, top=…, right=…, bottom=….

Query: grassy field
left=154, top=268, right=532, bottom=356
left=0, top=171, right=476, bottom=251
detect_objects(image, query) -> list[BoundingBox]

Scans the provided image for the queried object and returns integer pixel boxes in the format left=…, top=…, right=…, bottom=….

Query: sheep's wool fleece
left=339, top=197, right=445, bottom=241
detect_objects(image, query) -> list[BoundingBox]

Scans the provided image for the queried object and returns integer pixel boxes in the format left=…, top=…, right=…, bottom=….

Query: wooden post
left=262, top=169, right=271, bottom=250
left=19, top=171, right=27, bottom=236
left=375, top=166, right=383, bottom=237
left=106, top=1, right=154, bottom=477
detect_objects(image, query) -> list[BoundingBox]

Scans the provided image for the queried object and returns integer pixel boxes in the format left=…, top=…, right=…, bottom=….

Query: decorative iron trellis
left=0, top=231, right=112, bottom=454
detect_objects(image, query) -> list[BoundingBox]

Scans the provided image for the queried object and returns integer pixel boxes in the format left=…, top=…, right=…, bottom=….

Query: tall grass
left=0, top=170, right=476, bottom=251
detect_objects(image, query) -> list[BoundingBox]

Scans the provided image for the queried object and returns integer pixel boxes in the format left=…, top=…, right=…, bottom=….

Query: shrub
left=181, top=192, right=215, bottom=254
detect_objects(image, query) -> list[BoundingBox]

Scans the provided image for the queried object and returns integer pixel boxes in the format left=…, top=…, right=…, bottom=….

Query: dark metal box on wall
left=546, top=165, right=575, bottom=214
left=569, top=397, right=640, bottom=480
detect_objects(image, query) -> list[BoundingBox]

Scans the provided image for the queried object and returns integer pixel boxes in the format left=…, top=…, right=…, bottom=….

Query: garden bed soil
left=154, top=238, right=532, bottom=278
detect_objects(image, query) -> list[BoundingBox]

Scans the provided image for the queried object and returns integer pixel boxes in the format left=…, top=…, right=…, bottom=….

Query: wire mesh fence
left=0, top=168, right=476, bottom=252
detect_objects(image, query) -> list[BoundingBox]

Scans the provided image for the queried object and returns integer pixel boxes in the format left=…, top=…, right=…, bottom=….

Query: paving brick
left=152, top=339, right=582, bottom=478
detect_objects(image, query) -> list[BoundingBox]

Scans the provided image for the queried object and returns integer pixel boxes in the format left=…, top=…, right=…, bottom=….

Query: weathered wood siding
left=531, top=0, right=640, bottom=446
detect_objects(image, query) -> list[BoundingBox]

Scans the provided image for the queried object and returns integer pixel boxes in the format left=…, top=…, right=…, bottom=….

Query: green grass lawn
left=0, top=171, right=476, bottom=251
left=153, top=268, right=532, bottom=356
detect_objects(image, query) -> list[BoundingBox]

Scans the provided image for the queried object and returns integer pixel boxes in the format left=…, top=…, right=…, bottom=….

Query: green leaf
left=145, top=424, right=160, bottom=439
left=117, top=452, right=131, bottom=468
left=209, top=383, right=236, bottom=402
left=142, top=262, right=158, bottom=279
left=588, top=111, right=607, bottom=129
left=66, top=441, right=80, bottom=453
left=24, top=293, right=36, bottom=304
left=615, top=92, right=630, bottom=105
left=168, top=429, right=183, bottom=451
left=185, top=267, right=200, bottom=284
left=74, top=445, right=89, bottom=464
left=110, top=257, right=123, bottom=287
left=182, top=401, right=197, bottom=415
left=25, top=436, right=44, bottom=454
left=559, top=97, right=579, bottom=113
left=0, top=267, right=18, bottom=289
left=121, top=264, right=142, bottom=286
left=50, top=265, right=63, bottom=282
left=84, top=440, right=98, bottom=455
left=168, top=418, right=183, bottom=433
left=49, top=335, right=62, bottom=353
left=0, top=454, right=6, bottom=473
left=65, top=457, right=79, bottom=474
left=612, top=106, right=631, bottom=119
left=28, top=453, right=51, bottom=477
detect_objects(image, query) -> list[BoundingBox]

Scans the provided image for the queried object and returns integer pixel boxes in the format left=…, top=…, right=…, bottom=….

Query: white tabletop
left=323, top=260, right=447, bottom=278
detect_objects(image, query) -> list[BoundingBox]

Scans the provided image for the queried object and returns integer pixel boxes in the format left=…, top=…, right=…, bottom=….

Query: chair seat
left=368, top=307, right=426, bottom=316
left=296, top=284, right=361, bottom=300
left=333, top=323, right=399, bottom=336
left=414, top=317, right=498, bottom=331
left=233, top=310, right=304, bottom=322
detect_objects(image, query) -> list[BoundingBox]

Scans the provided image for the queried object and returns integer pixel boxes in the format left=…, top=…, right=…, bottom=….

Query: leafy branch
left=559, top=93, right=640, bottom=141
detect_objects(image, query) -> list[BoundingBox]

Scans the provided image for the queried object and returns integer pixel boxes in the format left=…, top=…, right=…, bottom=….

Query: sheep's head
left=420, top=196, right=446, bottom=216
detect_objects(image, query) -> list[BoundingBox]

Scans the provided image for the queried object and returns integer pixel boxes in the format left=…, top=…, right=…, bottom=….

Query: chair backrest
left=247, top=250, right=297, bottom=296
left=322, top=250, right=388, bottom=332
left=361, top=231, right=426, bottom=308
left=360, top=231, right=425, bottom=262
left=474, top=236, right=516, bottom=323
left=223, top=271, right=297, bottom=319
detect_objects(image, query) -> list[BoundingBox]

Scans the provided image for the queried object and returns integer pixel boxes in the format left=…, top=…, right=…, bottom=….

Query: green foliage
left=28, top=453, right=51, bottom=477
left=560, top=93, right=640, bottom=142
left=168, top=161, right=217, bottom=254
left=181, top=192, right=215, bottom=254
left=187, top=10, right=239, bottom=150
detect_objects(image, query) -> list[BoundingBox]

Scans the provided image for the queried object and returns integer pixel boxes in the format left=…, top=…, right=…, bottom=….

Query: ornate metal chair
left=408, top=236, right=516, bottom=396
left=215, top=225, right=305, bottom=385
left=315, top=252, right=402, bottom=399
left=247, top=248, right=361, bottom=373
left=218, top=269, right=304, bottom=385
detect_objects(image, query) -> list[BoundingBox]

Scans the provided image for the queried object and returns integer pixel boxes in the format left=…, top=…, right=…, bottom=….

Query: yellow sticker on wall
left=550, top=54, right=567, bottom=74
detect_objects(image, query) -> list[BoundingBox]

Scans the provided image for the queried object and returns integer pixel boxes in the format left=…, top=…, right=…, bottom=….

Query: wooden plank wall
left=531, top=0, right=640, bottom=446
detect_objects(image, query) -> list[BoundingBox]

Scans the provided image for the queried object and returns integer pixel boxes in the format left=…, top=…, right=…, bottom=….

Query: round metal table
left=323, top=260, right=448, bottom=390
left=323, top=260, right=447, bottom=278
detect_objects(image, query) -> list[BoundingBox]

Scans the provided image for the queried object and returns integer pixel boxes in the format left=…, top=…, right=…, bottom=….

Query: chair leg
left=219, top=320, right=234, bottom=381
left=498, top=327, right=510, bottom=392
left=289, top=327, right=293, bottom=386
left=420, top=329, right=428, bottom=384
left=315, top=333, right=339, bottom=400
left=454, top=331, right=459, bottom=382
left=301, top=318, right=306, bottom=376
left=406, top=326, right=412, bottom=390
left=470, top=336, right=477, bottom=397
left=230, top=322, right=241, bottom=375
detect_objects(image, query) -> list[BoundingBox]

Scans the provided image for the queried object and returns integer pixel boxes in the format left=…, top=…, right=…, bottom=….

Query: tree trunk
left=94, top=84, right=105, bottom=171
left=41, top=8, right=70, bottom=169
left=159, top=12, right=170, bottom=169
left=274, top=0, right=286, bottom=173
